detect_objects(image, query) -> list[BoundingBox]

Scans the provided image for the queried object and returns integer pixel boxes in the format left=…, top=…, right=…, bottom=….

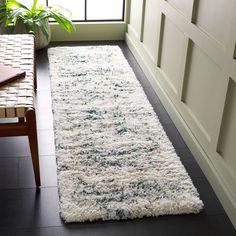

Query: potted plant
left=0, top=0, right=75, bottom=49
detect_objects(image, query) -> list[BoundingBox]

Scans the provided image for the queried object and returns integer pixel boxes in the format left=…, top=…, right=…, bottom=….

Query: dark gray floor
left=0, top=41, right=235, bottom=236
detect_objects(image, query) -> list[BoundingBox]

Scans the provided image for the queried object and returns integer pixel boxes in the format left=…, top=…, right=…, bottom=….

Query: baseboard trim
left=125, top=32, right=236, bottom=229
left=51, top=22, right=126, bottom=42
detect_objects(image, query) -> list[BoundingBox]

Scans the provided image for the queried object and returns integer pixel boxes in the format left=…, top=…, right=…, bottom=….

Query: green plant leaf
left=0, top=6, right=7, bottom=24
left=41, top=7, right=75, bottom=32
left=34, top=18, right=49, bottom=39
left=31, top=0, right=38, bottom=13
left=5, top=8, right=26, bottom=25
left=6, top=0, right=30, bottom=11
left=23, top=18, right=35, bottom=32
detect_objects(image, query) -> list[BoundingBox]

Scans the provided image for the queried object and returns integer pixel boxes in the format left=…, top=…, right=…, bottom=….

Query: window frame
left=46, top=0, right=125, bottom=22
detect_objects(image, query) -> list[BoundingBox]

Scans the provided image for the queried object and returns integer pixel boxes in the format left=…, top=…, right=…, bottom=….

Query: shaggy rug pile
left=48, top=46, right=203, bottom=223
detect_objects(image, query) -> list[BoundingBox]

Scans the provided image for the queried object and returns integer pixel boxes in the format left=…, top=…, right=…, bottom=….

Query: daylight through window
left=18, top=0, right=125, bottom=21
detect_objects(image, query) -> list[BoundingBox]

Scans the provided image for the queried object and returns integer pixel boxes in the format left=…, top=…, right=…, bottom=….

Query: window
left=48, top=0, right=85, bottom=21
left=86, top=0, right=124, bottom=21
left=18, top=0, right=125, bottom=21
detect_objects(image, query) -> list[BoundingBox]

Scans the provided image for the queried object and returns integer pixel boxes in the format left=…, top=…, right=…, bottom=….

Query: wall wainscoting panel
left=129, top=0, right=143, bottom=39
left=126, top=0, right=236, bottom=228
left=181, top=41, right=226, bottom=147
left=142, top=0, right=159, bottom=60
left=166, top=0, right=193, bottom=20
left=159, top=16, right=186, bottom=95
left=217, top=79, right=236, bottom=189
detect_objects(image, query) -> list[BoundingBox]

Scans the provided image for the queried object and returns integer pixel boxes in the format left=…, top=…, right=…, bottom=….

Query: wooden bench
left=0, top=34, right=40, bottom=187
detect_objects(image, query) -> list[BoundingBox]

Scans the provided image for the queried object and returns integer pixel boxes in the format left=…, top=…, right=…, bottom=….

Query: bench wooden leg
left=26, top=108, right=41, bottom=187
left=34, top=72, right=37, bottom=90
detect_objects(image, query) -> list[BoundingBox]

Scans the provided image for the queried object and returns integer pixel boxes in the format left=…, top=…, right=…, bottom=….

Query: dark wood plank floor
left=0, top=41, right=235, bottom=236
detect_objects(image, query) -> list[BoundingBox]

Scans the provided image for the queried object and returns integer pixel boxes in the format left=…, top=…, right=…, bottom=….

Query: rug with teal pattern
left=48, top=46, right=203, bottom=223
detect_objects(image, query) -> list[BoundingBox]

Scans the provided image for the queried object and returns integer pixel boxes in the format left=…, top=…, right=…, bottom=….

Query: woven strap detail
left=0, top=34, right=35, bottom=118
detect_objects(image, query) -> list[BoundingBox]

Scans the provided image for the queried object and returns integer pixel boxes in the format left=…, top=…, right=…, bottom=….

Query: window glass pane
left=48, top=0, right=85, bottom=21
left=18, top=0, right=124, bottom=21
left=18, top=0, right=46, bottom=9
left=87, top=0, right=123, bottom=20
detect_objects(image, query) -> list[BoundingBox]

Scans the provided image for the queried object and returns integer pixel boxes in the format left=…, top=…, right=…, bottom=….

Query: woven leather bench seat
left=0, top=34, right=35, bottom=118
left=0, top=34, right=40, bottom=187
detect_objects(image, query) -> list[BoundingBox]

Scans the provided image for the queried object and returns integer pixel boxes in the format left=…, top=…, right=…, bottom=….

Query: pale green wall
left=125, top=0, right=236, bottom=229
left=50, top=22, right=126, bottom=41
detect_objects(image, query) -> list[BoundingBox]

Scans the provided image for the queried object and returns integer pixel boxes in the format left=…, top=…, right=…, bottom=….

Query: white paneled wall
left=129, top=0, right=143, bottom=38
left=126, top=0, right=236, bottom=228
left=142, top=0, right=159, bottom=60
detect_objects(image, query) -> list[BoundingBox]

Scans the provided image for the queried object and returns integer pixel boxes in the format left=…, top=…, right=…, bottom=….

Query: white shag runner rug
left=48, top=46, right=203, bottom=223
